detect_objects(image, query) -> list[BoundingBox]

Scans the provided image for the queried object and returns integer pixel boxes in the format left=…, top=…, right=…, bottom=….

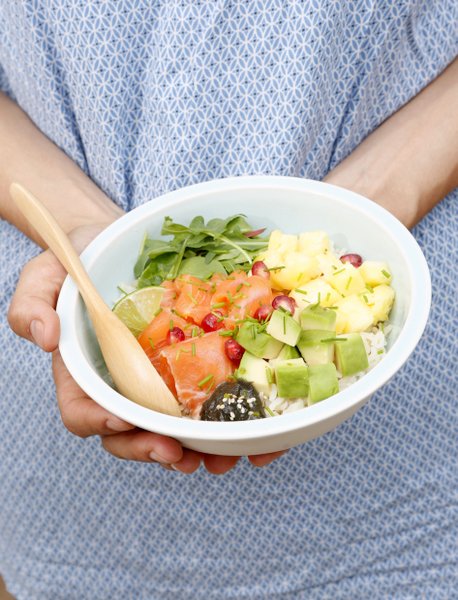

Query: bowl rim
left=57, top=176, right=431, bottom=441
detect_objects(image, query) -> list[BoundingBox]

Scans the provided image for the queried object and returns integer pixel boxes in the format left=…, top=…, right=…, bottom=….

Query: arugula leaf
left=135, top=214, right=269, bottom=287
left=178, top=256, right=227, bottom=279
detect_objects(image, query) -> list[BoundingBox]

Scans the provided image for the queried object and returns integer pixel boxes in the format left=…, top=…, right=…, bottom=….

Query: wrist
left=325, top=151, right=421, bottom=229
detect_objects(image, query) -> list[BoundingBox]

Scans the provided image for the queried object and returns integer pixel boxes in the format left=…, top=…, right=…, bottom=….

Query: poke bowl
left=56, top=176, right=431, bottom=455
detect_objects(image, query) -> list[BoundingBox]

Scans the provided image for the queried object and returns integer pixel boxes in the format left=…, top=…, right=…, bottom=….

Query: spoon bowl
left=10, top=183, right=181, bottom=417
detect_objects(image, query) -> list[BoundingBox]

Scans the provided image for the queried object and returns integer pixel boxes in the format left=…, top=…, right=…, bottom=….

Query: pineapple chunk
left=316, top=252, right=341, bottom=277
left=361, top=284, right=395, bottom=324
left=359, top=261, right=392, bottom=286
left=335, top=295, right=374, bottom=334
left=298, top=231, right=330, bottom=256
left=270, top=252, right=320, bottom=290
left=325, top=263, right=366, bottom=297
left=268, top=230, right=298, bottom=255
left=290, top=278, right=342, bottom=310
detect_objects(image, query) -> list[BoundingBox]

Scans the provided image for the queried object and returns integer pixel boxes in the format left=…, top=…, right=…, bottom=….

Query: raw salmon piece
left=137, top=309, right=189, bottom=359
left=211, top=273, right=273, bottom=323
left=173, top=274, right=214, bottom=325
left=160, top=280, right=178, bottom=308
left=158, top=331, right=234, bottom=417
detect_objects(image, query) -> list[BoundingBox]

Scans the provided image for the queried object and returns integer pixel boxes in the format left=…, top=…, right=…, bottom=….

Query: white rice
left=263, top=325, right=389, bottom=417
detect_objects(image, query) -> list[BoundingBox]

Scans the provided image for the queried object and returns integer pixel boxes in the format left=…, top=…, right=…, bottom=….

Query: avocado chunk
left=334, top=333, right=369, bottom=376
left=266, top=309, right=302, bottom=346
left=274, top=358, right=309, bottom=398
left=297, top=330, right=335, bottom=366
left=277, top=344, right=301, bottom=361
left=308, top=363, right=339, bottom=404
left=235, top=320, right=283, bottom=359
left=237, top=352, right=272, bottom=396
left=300, top=305, right=336, bottom=332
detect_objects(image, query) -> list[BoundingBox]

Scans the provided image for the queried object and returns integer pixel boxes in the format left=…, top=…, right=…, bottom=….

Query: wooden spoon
left=11, top=183, right=182, bottom=417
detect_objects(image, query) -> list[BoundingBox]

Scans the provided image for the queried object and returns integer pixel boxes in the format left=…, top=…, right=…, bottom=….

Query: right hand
left=6, top=224, right=206, bottom=472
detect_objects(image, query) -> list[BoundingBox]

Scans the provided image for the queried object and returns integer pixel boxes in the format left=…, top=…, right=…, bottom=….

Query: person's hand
left=7, top=224, right=286, bottom=474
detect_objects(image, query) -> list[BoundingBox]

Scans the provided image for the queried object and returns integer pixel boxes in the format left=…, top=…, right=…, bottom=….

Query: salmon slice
left=158, top=331, right=234, bottom=417
left=137, top=309, right=189, bottom=360
left=173, top=274, right=214, bottom=325
left=211, top=273, right=273, bottom=323
left=160, top=280, right=178, bottom=309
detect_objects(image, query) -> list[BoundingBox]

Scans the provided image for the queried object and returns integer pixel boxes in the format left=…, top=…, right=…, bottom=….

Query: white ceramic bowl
left=57, top=176, right=431, bottom=455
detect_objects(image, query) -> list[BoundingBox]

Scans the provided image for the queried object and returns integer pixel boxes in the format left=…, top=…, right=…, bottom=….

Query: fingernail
left=149, top=451, right=173, bottom=464
left=106, top=417, right=135, bottom=432
left=30, top=320, right=44, bottom=348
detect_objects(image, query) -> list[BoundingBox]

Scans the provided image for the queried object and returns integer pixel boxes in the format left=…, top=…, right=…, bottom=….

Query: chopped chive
left=153, top=307, right=163, bottom=317
left=211, top=311, right=225, bottom=322
left=169, top=319, right=174, bottom=331
left=377, top=349, right=384, bottom=355
left=191, top=326, right=198, bottom=337
left=148, top=337, right=155, bottom=350
left=171, top=308, right=186, bottom=319
left=363, top=295, right=369, bottom=304
left=211, top=301, right=226, bottom=309
left=265, top=406, right=275, bottom=417
left=267, top=265, right=285, bottom=271
left=192, top=343, right=196, bottom=356
left=365, top=284, right=374, bottom=292
left=345, top=277, right=352, bottom=290
left=283, top=314, right=287, bottom=335
left=218, top=330, right=234, bottom=337
left=198, top=374, right=214, bottom=388
left=242, top=281, right=252, bottom=287
left=186, top=292, right=198, bottom=305
left=333, top=268, right=345, bottom=275
left=294, top=288, right=308, bottom=295
left=382, top=269, right=391, bottom=278
left=227, top=291, right=234, bottom=303
left=317, top=292, right=321, bottom=304
left=236, top=283, right=243, bottom=293
left=296, top=272, right=304, bottom=282
left=117, top=285, right=129, bottom=296
left=175, top=350, right=181, bottom=361
left=251, top=324, right=256, bottom=340
left=325, top=292, right=331, bottom=302
left=320, top=337, right=347, bottom=342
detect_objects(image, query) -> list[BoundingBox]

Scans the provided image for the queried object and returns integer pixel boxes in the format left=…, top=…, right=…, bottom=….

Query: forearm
left=0, top=92, right=124, bottom=247
left=326, top=58, right=458, bottom=228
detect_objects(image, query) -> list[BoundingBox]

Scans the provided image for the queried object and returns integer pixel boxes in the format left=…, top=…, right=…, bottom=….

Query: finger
left=101, top=429, right=184, bottom=464
left=8, top=251, right=66, bottom=351
left=53, top=350, right=135, bottom=437
left=203, top=454, right=240, bottom=475
left=171, top=450, right=202, bottom=474
left=248, top=450, right=288, bottom=468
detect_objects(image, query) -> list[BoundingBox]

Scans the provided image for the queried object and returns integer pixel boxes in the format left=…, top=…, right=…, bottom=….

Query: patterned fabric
left=0, top=2, right=457, bottom=598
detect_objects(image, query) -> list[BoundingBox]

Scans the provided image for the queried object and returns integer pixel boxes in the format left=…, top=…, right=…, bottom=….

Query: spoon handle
left=11, top=182, right=182, bottom=416
left=10, top=183, right=102, bottom=312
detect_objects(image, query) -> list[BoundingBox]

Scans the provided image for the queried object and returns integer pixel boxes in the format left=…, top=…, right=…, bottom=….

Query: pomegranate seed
left=167, top=326, right=185, bottom=344
left=272, top=295, right=296, bottom=315
left=201, top=311, right=224, bottom=332
left=340, top=253, right=363, bottom=268
left=225, top=338, right=245, bottom=363
left=254, top=305, right=273, bottom=322
left=251, top=260, right=270, bottom=279
left=244, top=227, right=266, bottom=238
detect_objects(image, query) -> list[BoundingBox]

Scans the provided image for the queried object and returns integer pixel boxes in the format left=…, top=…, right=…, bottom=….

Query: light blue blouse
left=1, top=2, right=457, bottom=598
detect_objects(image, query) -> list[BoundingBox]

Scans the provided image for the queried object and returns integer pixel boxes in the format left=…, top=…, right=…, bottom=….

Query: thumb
left=8, top=250, right=67, bottom=352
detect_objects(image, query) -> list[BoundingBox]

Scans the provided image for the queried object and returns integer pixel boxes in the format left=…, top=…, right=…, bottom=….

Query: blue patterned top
left=1, top=2, right=457, bottom=598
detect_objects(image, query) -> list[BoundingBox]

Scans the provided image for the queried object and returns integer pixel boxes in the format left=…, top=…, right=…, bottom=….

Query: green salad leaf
left=135, top=214, right=268, bottom=288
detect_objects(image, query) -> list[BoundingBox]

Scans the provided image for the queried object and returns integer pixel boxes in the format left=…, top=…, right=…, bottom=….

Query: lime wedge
left=113, top=286, right=164, bottom=337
